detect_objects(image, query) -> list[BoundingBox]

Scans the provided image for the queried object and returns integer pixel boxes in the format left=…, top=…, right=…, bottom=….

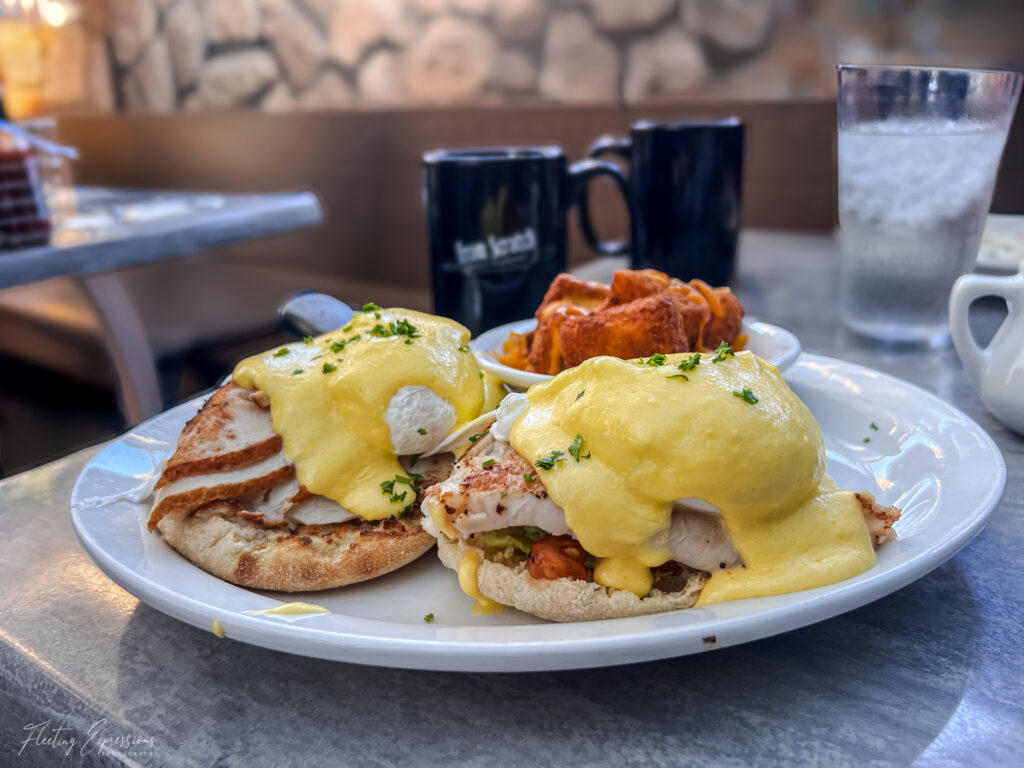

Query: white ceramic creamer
left=950, top=271, right=1024, bottom=435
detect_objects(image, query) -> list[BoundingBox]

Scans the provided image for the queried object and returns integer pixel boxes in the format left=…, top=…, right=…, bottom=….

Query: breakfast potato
left=501, top=269, right=746, bottom=374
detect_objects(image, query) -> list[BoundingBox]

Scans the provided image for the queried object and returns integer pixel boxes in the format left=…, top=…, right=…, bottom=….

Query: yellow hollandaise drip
left=508, top=352, right=877, bottom=605
left=233, top=308, right=484, bottom=520
left=457, top=550, right=505, bottom=615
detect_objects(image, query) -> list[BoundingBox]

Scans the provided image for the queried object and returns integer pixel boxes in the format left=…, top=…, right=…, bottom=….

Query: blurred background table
left=1, top=229, right=1021, bottom=768
left=0, top=187, right=322, bottom=431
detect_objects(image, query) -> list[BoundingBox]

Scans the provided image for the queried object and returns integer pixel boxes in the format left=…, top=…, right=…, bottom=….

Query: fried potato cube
left=536, top=273, right=607, bottom=318
left=700, top=288, right=744, bottom=350
left=558, top=294, right=695, bottom=368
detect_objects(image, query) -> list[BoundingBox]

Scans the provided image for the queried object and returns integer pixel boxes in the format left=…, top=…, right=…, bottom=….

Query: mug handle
left=570, top=157, right=632, bottom=256
left=949, top=273, right=1024, bottom=391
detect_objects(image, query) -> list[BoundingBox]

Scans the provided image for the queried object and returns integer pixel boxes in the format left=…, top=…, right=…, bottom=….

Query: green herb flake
left=342, top=324, right=354, bottom=333
left=523, top=473, right=537, bottom=482
left=567, top=434, right=591, bottom=462
left=423, top=613, right=435, bottom=623
left=732, top=387, right=758, bottom=404
left=678, top=353, right=701, bottom=371
left=863, top=437, right=871, bottom=444
left=712, top=341, right=735, bottom=363
left=417, top=427, right=427, bottom=435
left=330, top=341, right=345, bottom=353
left=303, top=336, right=314, bottom=346
left=291, top=369, right=303, bottom=375
left=667, top=374, right=689, bottom=381
left=482, top=458, right=497, bottom=469
left=347, top=334, right=361, bottom=344
left=380, top=477, right=408, bottom=503
left=396, top=504, right=413, bottom=518
left=409, top=453, right=420, bottom=467
left=642, top=353, right=668, bottom=367
left=500, top=492, right=508, bottom=499
left=362, top=302, right=381, bottom=313
left=457, top=344, right=470, bottom=353
left=575, top=390, right=585, bottom=400
left=467, top=431, right=489, bottom=443
left=273, top=347, right=289, bottom=357
left=870, top=422, right=879, bottom=431
left=535, top=450, right=566, bottom=471
left=478, top=371, right=484, bottom=379
left=321, top=362, right=338, bottom=374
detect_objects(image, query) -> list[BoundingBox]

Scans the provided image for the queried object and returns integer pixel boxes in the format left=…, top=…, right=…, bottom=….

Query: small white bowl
left=471, top=318, right=802, bottom=389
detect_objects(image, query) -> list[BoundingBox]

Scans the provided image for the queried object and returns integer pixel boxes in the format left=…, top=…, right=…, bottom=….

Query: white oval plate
left=70, top=354, right=1004, bottom=672
left=471, top=318, right=801, bottom=389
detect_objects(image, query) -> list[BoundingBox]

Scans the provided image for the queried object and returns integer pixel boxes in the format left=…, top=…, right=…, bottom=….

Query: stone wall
left=10, top=0, right=1024, bottom=116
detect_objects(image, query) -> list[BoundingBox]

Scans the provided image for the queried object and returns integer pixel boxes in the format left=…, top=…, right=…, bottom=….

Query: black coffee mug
left=583, top=119, right=744, bottom=285
left=423, top=146, right=631, bottom=335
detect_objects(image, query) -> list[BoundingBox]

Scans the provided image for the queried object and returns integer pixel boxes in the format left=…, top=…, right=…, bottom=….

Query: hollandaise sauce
left=243, top=602, right=330, bottom=616
left=509, top=352, right=877, bottom=605
left=233, top=308, right=484, bottom=520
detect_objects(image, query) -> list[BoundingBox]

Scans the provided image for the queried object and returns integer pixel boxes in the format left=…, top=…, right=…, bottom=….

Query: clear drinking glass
left=836, top=65, right=1022, bottom=343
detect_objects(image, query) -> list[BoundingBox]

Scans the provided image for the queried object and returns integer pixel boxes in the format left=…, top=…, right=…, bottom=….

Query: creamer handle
left=949, top=274, right=1022, bottom=391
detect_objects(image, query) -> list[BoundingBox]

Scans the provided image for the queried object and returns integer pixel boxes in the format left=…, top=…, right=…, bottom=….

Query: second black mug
left=584, top=118, right=745, bottom=285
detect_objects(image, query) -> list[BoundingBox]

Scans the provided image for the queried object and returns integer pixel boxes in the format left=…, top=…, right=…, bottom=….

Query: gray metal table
left=0, top=187, right=323, bottom=424
left=1, top=231, right=1021, bottom=767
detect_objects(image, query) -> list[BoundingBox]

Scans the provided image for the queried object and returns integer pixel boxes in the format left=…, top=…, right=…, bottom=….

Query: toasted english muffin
left=435, top=535, right=706, bottom=623
left=158, top=499, right=436, bottom=592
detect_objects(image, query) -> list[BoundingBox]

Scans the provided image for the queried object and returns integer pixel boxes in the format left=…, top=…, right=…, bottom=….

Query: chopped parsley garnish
left=394, top=475, right=415, bottom=486
left=417, top=427, right=427, bottom=435
left=311, top=354, right=322, bottom=360
left=641, top=353, right=668, bottom=366
left=712, top=341, right=735, bottom=363
left=409, top=453, right=420, bottom=467
left=523, top=473, right=537, bottom=482
left=535, top=449, right=566, bottom=471
left=396, top=504, right=413, bottom=518
left=303, top=336, right=314, bottom=345
left=863, top=437, right=871, bottom=444
left=482, top=458, right=497, bottom=469
left=362, top=302, right=381, bottom=313
left=500, top=492, right=508, bottom=499
left=576, top=390, right=585, bottom=400
left=273, top=347, right=289, bottom=357
left=347, top=334, right=361, bottom=344
left=667, top=374, right=689, bottom=381
left=457, top=344, right=470, bottom=353
left=567, top=434, right=591, bottom=462
left=322, top=362, right=337, bottom=373
left=342, top=323, right=354, bottom=333
left=292, top=369, right=303, bottom=375
left=467, top=431, right=488, bottom=443
left=423, top=613, right=435, bottom=623
left=478, top=371, right=484, bottom=379
left=380, top=476, right=410, bottom=503
left=678, top=353, right=701, bottom=371
left=732, top=387, right=758, bottom=404
left=870, top=422, right=879, bottom=431
left=369, top=318, right=421, bottom=342
left=330, top=340, right=345, bottom=353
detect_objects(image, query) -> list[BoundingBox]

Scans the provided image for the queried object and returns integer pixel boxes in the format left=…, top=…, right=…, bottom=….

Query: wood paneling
left=56, top=99, right=1023, bottom=293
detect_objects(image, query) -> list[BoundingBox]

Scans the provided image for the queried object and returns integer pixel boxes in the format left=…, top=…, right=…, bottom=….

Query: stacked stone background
left=7, top=0, right=1024, bottom=116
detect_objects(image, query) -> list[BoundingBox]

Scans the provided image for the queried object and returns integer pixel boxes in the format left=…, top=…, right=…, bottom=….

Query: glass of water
left=837, top=65, right=1022, bottom=343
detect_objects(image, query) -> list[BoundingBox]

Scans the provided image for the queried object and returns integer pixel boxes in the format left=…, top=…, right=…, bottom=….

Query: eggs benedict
left=148, top=306, right=501, bottom=592
left=421, top=347, right=900, bottom=621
